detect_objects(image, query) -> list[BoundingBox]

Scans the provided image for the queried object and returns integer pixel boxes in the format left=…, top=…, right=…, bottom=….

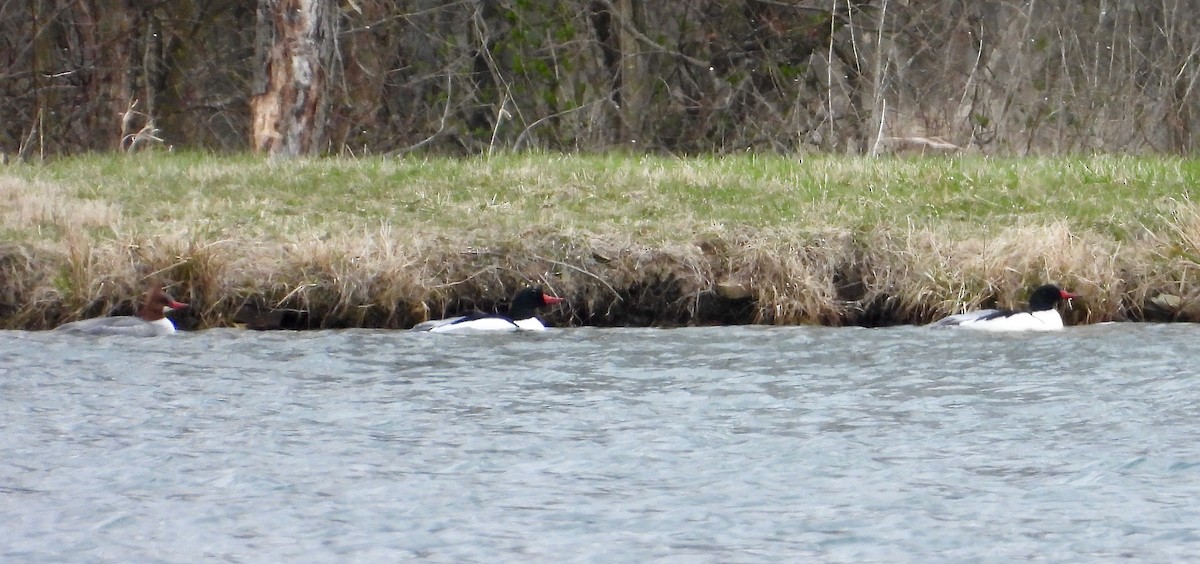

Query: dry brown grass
left=857, top=221, right=1125, bottom=324
left=1, top=153, right=1198, bottom=329
left=0, top=176, right=121, bottom=232
left=0, top=222, right=1191, bottom=329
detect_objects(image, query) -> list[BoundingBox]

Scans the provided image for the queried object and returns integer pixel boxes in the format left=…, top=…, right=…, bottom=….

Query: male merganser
left=55, top=286, right=189, bottom=336
left=411, top=287, right=566, bottom=333
left=930, top=284, right=1080, bottom=332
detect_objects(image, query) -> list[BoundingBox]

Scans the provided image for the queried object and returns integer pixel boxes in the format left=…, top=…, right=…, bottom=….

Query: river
left=3, top=323, right=1199, bottom=561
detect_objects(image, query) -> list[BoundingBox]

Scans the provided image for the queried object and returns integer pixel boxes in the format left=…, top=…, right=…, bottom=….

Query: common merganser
left=411, top=287, right=566, bottom=333
left=55, top=286, right=189, bottom=337
left=931, top=284, right=1080, bottom=332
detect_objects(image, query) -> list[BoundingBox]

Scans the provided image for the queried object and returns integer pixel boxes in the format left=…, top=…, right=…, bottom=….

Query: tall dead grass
left=858, top=221, right=1125, bottom=324
left=2, top=158, right=1198, bottom=329
left=3, top=218, right=1192, bottom=330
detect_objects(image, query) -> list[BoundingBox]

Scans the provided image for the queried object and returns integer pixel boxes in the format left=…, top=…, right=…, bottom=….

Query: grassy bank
left=2, top=152, right=1199, bottom=330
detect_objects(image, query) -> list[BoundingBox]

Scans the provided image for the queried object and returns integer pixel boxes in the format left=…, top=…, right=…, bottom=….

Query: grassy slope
left=2, top=153, right=1199, bottom=329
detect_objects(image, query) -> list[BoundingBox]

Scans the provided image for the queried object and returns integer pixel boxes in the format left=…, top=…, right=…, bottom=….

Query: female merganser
left=55, top=286, right=189, bottom=336
left=412, top=287, right=566, bottom=333
left=931, top=284, right=1080, bottom=332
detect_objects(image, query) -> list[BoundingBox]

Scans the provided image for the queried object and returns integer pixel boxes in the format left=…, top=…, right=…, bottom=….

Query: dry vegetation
left=3, top=2, right=1196, bottom=330
left=1, top=153, right=1199, bottom=330
left=3, top=2, right=1196, bottom=156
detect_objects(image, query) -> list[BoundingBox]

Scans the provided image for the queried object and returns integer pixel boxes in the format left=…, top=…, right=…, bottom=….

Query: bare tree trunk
left=76, top=0, right=140, bottom=151
left=250, top=0, right=337, bottom=156
left=4, top=0, right=1199, bottom=156
left=614, top=0, right=642, bottom=143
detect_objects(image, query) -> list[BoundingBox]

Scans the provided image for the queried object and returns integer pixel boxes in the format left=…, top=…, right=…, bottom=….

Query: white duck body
left=930, top=284, right=1080, bottom=332
left=412, top=287, right=564, bottom=334
left=932, top=308, right=1064, bottom=332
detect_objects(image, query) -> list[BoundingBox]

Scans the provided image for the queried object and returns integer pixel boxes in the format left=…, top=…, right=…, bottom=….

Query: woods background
left=2, top=0, right=1197, bottom=158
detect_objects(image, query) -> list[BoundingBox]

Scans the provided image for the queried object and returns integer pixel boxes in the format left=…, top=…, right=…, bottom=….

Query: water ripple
left=2, top=324, right=1200, bottom=561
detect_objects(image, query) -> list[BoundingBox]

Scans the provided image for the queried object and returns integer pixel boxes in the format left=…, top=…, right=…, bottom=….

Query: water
left=3, top=323, right=1200, bottom=562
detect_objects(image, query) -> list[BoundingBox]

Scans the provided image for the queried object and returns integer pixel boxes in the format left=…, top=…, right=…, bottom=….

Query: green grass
left=10, top=152, right=1198, bottom=241
left=2, top=151, right=1199, bottom=329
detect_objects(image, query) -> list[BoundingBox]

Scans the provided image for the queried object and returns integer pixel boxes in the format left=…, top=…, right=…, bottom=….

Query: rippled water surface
left=3, top=324, right=1200, bottom=562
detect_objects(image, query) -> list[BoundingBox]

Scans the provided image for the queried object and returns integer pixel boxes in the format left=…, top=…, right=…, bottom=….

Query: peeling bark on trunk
left=250, top=0, right=337, bottom=156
